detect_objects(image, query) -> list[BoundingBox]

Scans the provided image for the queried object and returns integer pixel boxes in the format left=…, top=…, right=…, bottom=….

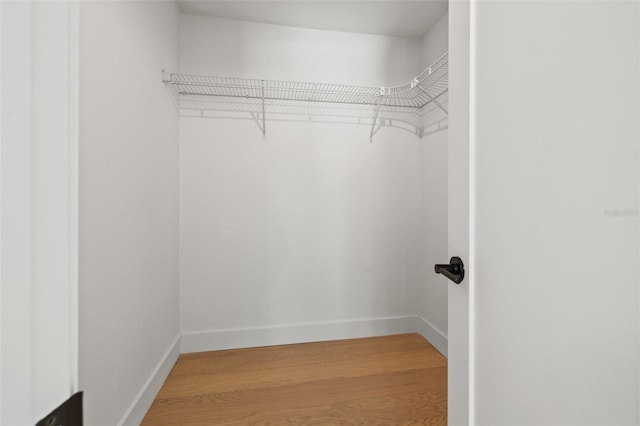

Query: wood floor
left=142, top=334, right=447, bottom=425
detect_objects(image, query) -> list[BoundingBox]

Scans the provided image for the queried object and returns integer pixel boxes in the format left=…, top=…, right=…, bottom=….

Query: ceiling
left=177, top=1, right=448, bottom=39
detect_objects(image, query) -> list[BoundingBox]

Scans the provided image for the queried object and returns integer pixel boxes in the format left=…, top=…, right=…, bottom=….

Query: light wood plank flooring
left=142, top=333, right=447, bottom=425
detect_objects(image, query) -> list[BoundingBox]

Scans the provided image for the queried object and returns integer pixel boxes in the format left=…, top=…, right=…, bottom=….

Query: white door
left=449, top=1, right=640, bottom=424
left=1, top=1, right=79, bottom=424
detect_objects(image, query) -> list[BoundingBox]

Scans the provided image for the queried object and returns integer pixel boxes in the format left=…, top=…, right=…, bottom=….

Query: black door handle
left=434, top=257, right=465, bottom=284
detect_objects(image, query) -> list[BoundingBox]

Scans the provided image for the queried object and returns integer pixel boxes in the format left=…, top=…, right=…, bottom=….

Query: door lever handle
left=434, top=256, right=465, bottom=284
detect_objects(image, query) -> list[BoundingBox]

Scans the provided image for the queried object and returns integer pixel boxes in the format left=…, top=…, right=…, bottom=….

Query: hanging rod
left=163, top=51, right=448, bottom=140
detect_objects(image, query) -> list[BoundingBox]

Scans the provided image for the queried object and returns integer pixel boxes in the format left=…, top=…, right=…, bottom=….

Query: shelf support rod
left=261, top=81, right=267, bottom=137
left=418, top=85, right=448, bottom=115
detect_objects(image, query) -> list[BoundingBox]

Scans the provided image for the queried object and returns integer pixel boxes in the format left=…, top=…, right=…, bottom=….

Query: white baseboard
left=119, top=333, right=181, bottom=426
left=181, top=315, right=417, bottom=353
left=417, top=316, right=448, bottom=357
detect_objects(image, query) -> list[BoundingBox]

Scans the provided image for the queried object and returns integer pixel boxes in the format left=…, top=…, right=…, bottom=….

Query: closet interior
left=77, top=1, right=450, bottom=424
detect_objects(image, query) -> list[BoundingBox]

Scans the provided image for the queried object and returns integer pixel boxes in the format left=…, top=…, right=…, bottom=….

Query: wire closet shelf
left=164, top=52, right=448, bottom=141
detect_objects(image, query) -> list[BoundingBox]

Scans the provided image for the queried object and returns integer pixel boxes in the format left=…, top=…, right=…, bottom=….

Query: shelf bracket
left=370, top=88, right=385, bottom=143
left=260, top=81, right=267, bottom=138
left=418, top=85, right=448, bottom=115
left=250, top=112, right=265, bottom=135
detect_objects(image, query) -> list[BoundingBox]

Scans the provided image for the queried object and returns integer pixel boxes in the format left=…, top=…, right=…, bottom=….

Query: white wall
left=179, top=15, right=425, bottom=351
left=180, top=14, right=422, bottom=86
left=78, top=2, right=180, bottom=425
left=421, top=11, right=449, bottom=69
left=418, top=11, right=449, bottom=356
left=472, top=1, right=639, bottom=424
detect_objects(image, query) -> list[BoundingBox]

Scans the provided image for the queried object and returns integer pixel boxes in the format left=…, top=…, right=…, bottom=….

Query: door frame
left=1, top=1, right=80, bottom=423
left=448, top=1, right=473, bottom=424
left=1, top=1, right=476, bottom=423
